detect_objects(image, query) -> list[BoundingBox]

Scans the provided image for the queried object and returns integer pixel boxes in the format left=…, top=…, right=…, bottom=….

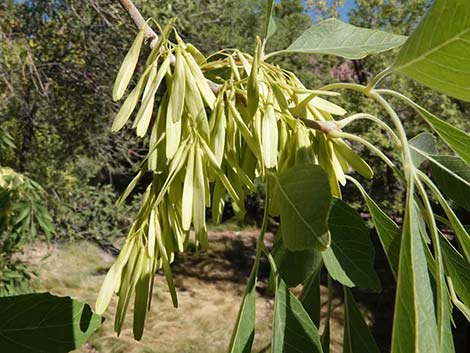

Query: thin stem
left=375, top=88, right=413, bottom=102
left=417, top=169, right=470, bottom=262
left=367, top=91, right=413, bottom=172
left=264, top=50, right=286, bottom=60
left=261, top=242, right=278, bottom=276
left=321, top=274, right=333, bottom=348
left=253, top=176, right=271, bottom=271
left=331, top=132, right=405, bottom=183
left=413, top=174, right=444, bottom=337
left=318, top=84, right=413, bottom=174
left=447, top=276, right=470, bottom=321
left=318, top=82, right=367, bottom=93
left=435, top=214, right=452, bottom=228
left=364, top=67, right=392, bottom=93
left=336, top=113, right=401, bottom=146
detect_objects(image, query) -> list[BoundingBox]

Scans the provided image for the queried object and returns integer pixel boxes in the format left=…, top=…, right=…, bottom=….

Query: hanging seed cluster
left=96, top=21, right=374, bottom=339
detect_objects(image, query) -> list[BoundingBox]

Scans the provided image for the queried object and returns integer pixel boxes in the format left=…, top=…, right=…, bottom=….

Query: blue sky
left=301, top=0, right=357, bottom=22
left=338, top=0, right=356, bottom=21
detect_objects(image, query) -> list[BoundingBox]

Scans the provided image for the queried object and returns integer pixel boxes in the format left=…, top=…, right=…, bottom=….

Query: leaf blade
left=391, top=187, right=439, bottom=353
left=392, top=0, right=470, bottom=101
left=322, top=198, right=381, bottom=291
left=343, top=287, right=381, bottom=353
left=271, top=277, right=323, bottom=353
left=227, top=268, right=257, bottom=353
left=0, top=293, right=102, bottom=353
left=283, top=18, right=406, bottom=59
left=274, top=164, right=332, bottom=251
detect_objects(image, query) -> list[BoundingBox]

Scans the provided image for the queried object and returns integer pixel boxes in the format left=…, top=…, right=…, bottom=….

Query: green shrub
left=0, top=167, right=53, bottom=294
left=52, top=183, right=139, bottom=244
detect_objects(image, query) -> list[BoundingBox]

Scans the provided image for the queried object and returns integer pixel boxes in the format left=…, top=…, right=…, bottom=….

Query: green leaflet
left=439, top=279, right=456, bottom=353
left=0, top=293, right=103, bottom=353
left=267, top=16, right=277, bottom=40
left=441, top=236, right=470, bottom=310
left=409, top=132, right=437, bottom=167
left=265, top=0, right=276, bottom=39
left=381, top=90, right=470, bottom=164
left=391, top=185, right=439, bottom=353
left=299, top=271, right=321, bottom=327
left=343, top=287, right=380, bottom=353
left=392, top=0, right=470, bottom=102
left=113, top=25, right=145, bottom=101
left=272, top=229, right=322, bottom=287
left=429, top=155, right=470, bottom=211
left=323, top=198, right=381, bottom=292
left=411, top=141, right=470, bottom=211
left=271, top=277, right=323, bottom=353
left=347, top=177, right=401, bottom=278
left=274, top=164, right=332, bottom=251
left=278, top=18, right=406, bottom=59
left=227, top=261, right=258, bottom=353
left=419, top=171, right=470, bottom=263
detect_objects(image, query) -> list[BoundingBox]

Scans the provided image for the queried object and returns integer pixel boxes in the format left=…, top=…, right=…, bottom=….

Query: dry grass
left=23, top=232, right=362, bottom=353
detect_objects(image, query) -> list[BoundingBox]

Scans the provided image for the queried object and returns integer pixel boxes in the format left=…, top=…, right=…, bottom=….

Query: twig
left=117, top=0, right=221, bottom=93
left=118, top=0, right=159, bottom=48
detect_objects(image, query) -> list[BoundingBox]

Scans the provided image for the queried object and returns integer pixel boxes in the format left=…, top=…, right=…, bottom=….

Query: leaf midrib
left=290, top=38, right=405, bottom=53
left=410, top=146, right=470, bottom=186
left=273, top=174, right=320, bottom=238
left=394, top=27, right=470, bottom=72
